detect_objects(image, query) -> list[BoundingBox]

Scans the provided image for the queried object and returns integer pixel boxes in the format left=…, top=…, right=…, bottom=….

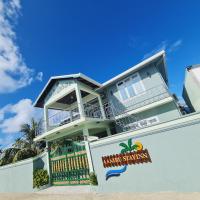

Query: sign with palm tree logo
left=102, top=139, right=151, bottom=180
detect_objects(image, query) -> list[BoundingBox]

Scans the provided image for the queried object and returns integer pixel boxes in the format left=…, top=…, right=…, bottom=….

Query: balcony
left=36, top=102, right=106, bottom=136
left=35, top=83, right=109, bottom=137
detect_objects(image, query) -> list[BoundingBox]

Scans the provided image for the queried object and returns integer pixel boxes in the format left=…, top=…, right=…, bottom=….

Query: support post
left=44, top=105, right=49, bottom=132
left=83, top=127, right=94, bottom=173
left=46, top=141, right=51, bottom=184
left=106, top=127, right=112, bottom=136
left=75, top=85, right=85, bottom=118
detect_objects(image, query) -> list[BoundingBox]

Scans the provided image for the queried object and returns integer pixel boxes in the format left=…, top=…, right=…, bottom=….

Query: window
left=117, top=73, right=145, bottom=101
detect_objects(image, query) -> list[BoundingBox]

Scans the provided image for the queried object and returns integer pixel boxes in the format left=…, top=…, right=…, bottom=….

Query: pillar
left=75, top=85, right=85, bottom=118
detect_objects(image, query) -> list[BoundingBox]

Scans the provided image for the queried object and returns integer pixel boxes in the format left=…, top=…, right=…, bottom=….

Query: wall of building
left=183, top=68, right=200, bottom=112
left=105, top=64, right=170, bottom=113
left=0, top=151, right=49, bottom=192
left=115, top=101, right=181, bottom=133
left=90, top=112, right=200, bottom=192
left=44, top=79, right=75, bottom=104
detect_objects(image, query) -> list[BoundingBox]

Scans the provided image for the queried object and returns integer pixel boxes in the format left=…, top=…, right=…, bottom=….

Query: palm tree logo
left=119, top=139, right=143, bottom=154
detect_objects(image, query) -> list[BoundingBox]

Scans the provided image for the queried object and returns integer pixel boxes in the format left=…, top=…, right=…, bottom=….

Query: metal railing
left=108, top=84, right=170, bottom=116
left=103, top=84, right=171, bottom=132
left=35, top=103, right=104, bottom=136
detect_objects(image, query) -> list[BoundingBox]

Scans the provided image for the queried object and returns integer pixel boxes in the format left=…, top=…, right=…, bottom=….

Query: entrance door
left=49, top=140, right=90, bottom=185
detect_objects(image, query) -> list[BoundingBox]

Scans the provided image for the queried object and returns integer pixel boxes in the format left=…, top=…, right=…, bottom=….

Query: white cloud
left=143, top=39, right=183, bottom=59
left=168, top=39, right=182, bottom=53
left=36, top=72, right=43, bottom=81
left=0, top=0, right=42, bottom=93
left=0, top=99, right=42, bottom=134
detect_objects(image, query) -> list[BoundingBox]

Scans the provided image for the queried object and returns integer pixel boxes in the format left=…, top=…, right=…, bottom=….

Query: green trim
left=49, top=140, right=90, bottom=185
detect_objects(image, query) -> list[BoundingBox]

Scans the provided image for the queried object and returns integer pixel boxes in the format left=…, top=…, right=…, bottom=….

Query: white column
left=83, top=126, right=89, bottom=137
left=106, top=127, right=112, bottom=136
left=75, top=85, right=85, bottom=118
left=46, top=141, right=51, bottom=178
left=83, top=127, right=94, bottom=173
left=97, top=95, right=106, bottom=119
left=44, top=105, right=49, bottom=132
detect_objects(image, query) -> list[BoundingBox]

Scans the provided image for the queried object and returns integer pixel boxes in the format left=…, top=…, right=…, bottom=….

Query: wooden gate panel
left=49, top=141, right=90, bottom=186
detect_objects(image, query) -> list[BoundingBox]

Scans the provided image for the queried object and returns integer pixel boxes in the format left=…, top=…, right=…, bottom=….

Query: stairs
left=104, top=102, right=140, bottom=132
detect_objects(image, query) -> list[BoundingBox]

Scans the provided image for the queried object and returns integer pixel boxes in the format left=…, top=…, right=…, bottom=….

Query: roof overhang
left=34, top=73, right=102, bottom=108
left=100, top=50, right=168, bottom=89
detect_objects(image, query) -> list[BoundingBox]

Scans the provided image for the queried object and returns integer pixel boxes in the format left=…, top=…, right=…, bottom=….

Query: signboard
left=101, top=139, right=152, bottom=180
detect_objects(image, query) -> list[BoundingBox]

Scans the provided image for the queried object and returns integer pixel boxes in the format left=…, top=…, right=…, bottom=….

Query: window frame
left=116, top=72, right=146, bottom=102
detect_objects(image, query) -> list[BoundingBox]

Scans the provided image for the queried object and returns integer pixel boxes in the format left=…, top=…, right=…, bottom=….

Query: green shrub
left=89, top=172, right=98, bottom=185
left=13, top=148, right=36, bottom=163
left=33, top=169, right=49, bottom=188
left=0, top=148, right=20, bottom=166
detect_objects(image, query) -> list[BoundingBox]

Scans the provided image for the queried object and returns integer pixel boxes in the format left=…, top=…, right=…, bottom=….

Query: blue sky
left=0, top=0, right=200, bottom=148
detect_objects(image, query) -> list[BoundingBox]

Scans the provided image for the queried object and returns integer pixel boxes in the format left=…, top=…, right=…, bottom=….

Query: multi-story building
left=183, top=64, right=200, bottom=112
left=33, top=50, right=182, bottom=185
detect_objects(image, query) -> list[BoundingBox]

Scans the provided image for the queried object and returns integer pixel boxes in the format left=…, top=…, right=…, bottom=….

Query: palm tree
left=20, top=118, right=37, bottom=145
left=0, top=145, right=2, bottom=155
left=20, top=118, right=45, bottom=152
left=12, top=138, right=28, bottom=149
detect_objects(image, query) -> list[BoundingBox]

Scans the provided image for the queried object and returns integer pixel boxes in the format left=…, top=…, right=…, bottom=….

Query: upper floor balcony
left=35, top=80, right=110, bottom=138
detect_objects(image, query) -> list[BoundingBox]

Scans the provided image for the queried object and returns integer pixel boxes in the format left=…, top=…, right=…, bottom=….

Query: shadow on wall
left=33, top=156, right=45, bottom=170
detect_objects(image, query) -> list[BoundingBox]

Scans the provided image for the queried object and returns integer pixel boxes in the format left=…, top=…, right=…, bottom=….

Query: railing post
left=97, top=95, right=106, bottom=119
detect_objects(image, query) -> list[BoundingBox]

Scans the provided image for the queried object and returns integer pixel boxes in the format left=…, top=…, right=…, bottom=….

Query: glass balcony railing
left=35, top=103, right=104, bottom=136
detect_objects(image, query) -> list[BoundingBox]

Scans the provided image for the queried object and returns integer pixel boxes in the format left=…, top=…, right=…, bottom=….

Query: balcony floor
left=34, top=117, right=112, bottom=142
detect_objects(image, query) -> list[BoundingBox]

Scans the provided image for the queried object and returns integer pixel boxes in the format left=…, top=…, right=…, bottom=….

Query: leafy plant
left=89, top=172, right=98, bottom=185
left=119, top=139, right=143, bottom=153
left=0, top=148, right=20, bottom=166
left=13, top=148, right=37, bottom=163
left=33, top=169, right=49, bottom=188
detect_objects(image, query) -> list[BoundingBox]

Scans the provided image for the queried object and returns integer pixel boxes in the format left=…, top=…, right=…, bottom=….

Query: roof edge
left=101, top=50, right=166, bottom=88
left=33, top=73, right=102, bottom=107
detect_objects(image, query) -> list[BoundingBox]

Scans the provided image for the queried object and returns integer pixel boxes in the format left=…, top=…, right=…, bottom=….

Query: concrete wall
left=90, top=112, right=200, bottom=192
left=0, top=151, right=49, bottom=192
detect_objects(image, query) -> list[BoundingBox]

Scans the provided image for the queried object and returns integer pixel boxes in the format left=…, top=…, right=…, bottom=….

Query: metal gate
left=49, top=140, right=90, bottom=185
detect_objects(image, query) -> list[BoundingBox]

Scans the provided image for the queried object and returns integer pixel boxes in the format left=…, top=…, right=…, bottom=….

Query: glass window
left=118, top=82, right=128, bottom=101
left=117, top=73, right=145, bottom=101
left=125, top=78, right=136, bottom=97
left=132, top=74, right=145, bottom=95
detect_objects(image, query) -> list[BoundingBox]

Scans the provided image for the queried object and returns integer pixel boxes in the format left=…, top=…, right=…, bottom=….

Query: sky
left=0, top=0, right=200, bottom=148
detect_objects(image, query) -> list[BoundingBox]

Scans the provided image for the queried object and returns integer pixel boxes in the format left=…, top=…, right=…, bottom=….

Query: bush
left=89, top=172, right=98, bottom=185
left=33, top=169, right=49, bottom=188
left=0, top=148, right=20, bottom=166
left=13, top=148, right=37, bottom=163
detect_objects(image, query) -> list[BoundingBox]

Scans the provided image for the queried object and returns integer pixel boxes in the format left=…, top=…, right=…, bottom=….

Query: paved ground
left=0, top=192, right=200, bottom=200
left=0, top=186, right=199, bottom=200
left=38, top=185, right=94, bottom=194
